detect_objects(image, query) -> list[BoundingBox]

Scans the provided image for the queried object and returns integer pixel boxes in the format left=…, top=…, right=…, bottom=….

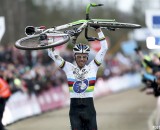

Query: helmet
left=73, top=43, right=90, bottom=54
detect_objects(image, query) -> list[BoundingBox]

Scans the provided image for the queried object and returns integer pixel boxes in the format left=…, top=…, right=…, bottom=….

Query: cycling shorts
left=69, top=98, right=97, bottom=130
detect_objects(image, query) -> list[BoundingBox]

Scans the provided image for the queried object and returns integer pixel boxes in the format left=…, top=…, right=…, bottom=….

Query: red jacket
left=0, top=78, right=11, bottom=98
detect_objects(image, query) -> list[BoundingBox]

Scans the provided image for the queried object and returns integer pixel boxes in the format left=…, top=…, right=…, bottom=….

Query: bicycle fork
left=71, top=22, right=88, bottom=44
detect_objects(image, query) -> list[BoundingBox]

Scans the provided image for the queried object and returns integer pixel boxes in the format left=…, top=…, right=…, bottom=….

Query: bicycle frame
left=26, top=2, right=140, bottom=42
left=25, top=3, right=115, bottom=34
left=39, top=3, right=115, bottom=42
left=21, top=2, right=141, bottom=50
left=44, top=3, right=107, bottom=30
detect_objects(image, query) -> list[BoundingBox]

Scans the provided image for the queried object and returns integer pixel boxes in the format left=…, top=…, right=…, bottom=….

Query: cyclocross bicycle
left=15, top=3, right=141, bottom=50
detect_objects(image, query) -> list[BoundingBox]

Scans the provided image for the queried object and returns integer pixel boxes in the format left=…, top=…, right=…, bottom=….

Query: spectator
left=0, top=74, right=11, bottom=130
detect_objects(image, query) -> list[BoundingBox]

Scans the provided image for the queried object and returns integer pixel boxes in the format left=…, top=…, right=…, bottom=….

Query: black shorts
left=69, top=98, right=97, bottom=130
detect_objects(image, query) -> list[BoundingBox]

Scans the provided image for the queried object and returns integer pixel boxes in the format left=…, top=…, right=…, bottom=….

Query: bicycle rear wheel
left=89, top=21, right=141, bottom=29
left=15, top=32, right=70, bottom=50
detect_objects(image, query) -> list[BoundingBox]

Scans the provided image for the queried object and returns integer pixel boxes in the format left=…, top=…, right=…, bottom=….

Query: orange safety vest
left=0, top=78, right=11, bottom=98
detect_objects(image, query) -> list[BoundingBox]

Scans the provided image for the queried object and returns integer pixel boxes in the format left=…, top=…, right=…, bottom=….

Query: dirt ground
left=7, top=88, right=157, bottom=130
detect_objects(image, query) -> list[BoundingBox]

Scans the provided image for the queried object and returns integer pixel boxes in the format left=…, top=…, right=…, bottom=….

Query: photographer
left=135, top=46, right=160, bottom=69
left=144, top=67, right=160, bottom=97
left=147, top=67, right=160, bottom=126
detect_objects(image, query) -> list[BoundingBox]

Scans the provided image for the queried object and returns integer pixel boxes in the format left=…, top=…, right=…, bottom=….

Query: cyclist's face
left=75, top=53, right=88, bottom=68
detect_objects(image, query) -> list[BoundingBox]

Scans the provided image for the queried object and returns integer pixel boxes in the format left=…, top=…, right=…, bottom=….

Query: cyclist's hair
left=73, top=43, right=90, bottom=54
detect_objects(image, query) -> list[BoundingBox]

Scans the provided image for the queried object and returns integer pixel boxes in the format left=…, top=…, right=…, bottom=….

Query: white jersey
left=48, top=31, right=108, bottom=98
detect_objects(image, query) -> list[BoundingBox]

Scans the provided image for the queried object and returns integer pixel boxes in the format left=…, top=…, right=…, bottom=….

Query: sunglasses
left=75, top=55, right=88, bottom=59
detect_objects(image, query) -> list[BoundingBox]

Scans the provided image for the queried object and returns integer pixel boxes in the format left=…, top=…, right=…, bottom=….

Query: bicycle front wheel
left=89, top=21, right=141, bottom=29
left=15, top=32, right=70, bottom=50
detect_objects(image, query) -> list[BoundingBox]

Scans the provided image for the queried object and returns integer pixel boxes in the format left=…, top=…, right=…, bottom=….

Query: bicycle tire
left=88, top=21, right=141, bottom=29
left=15, top=33, right=70, bottom=50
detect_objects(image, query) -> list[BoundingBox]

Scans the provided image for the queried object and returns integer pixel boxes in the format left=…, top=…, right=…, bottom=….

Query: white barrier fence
left=3, top=73, right=142, bottom=125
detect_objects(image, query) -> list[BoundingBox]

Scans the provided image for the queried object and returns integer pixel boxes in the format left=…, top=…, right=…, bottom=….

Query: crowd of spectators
left=0, top=45, right=140, bottom=95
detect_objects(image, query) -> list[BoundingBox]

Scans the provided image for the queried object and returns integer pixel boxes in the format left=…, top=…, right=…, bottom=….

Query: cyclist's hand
left=50, top=48, right=54, bottom=52
left=51, top=47, right=55, bottom=51
left=95, top=28, right=101, bottom=33
left=48, top=48, right=54, bottom=54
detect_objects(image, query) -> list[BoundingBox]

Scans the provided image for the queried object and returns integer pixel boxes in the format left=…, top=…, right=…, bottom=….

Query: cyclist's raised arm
left=94, top=28, right=108, bottom=66
left=48, top=48, right=66, bottom=69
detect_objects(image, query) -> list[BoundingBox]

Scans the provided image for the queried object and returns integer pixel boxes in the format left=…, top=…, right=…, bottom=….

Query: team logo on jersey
left=73, top=68, right=88, bottom=80
left=73, top=79, right=89, bottom=93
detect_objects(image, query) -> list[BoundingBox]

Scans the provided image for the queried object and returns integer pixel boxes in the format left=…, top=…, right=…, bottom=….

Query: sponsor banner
left=3, top=73, right=141, bottom=125
left=3, top=92, right=41, bottom=125
left=105, top=73, right=141, bottom=92
left=37, top=87, right=67, bottom=112
left=94, top=78, right=112, bottom=97
left=145, top=10, right=160, bottom=37
left=146, top=36, right=160, bottom=49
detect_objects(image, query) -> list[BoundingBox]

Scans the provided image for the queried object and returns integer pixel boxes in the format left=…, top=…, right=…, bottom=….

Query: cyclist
left=48, top=27, right=108, bottom=130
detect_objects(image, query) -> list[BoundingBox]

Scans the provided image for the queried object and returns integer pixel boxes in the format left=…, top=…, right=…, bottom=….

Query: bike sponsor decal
left=73, top=79, right=89, bottom=93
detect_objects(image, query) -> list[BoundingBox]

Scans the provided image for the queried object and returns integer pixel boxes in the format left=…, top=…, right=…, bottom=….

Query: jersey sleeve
left=48, top=49, right=66, bottom=68
left=94, top=30, right=108, bottom=66
left=48, top=49, right=73, bottom=73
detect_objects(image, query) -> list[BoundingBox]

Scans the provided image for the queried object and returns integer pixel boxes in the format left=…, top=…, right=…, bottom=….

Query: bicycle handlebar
left=86, top=3, right=103, bottom=20
left=85, top=26, right=100, bottom=41
left=90, top=3, right=103, bottom=7
left=85, top=3, right=104, bottom=41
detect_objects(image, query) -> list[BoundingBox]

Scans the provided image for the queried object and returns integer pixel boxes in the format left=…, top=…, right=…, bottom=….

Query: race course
left=7, top=88, right=156, bottom=130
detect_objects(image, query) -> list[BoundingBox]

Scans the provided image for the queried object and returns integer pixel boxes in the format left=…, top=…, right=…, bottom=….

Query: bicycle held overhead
left=14, top=3, right=142, bottom=130
left=15, top=3, right=141, bottom=50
